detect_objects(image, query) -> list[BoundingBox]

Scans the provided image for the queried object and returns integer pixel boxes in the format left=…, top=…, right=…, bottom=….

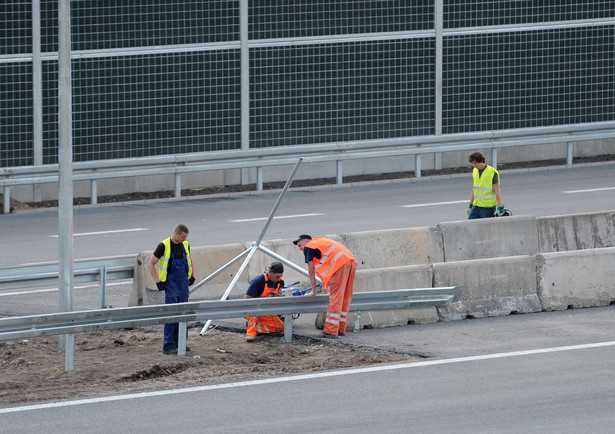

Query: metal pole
left=239, top=0, right=250, bottom=185
left=98, top=265, right=107, bottom=309
left=32, top=0, right=43, bottom=168
left=199, top=158, right=303, bottom=335
left=433, top=0, right=443, bottom=171
left=256, top=244, right=322, bottom=285
left=58, top=0, right=75, bottom=372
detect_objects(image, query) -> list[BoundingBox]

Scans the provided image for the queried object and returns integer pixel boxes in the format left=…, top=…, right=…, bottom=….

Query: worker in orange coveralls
left=244, top=262, right=286, bottom=342
left=293, top=234, right=357, bottom=339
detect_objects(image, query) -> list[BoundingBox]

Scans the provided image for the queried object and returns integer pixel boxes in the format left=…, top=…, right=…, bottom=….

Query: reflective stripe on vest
left=158, top=237, right=193, bottom=282
left=306, top=238, right=356, bottom=286
left=472, top=165, right=500, bottom=208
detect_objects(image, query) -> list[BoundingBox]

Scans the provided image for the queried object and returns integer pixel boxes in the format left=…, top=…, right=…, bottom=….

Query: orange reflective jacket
left=305, top=238, right=357, bottom=286
left=260, top=273, right=282, bottom=297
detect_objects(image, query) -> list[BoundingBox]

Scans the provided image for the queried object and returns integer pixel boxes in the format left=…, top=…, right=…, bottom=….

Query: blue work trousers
left=163, top=257, right=190, bottom=351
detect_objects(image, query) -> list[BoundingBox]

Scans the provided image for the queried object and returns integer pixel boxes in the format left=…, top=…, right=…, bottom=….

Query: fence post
left=99, top=265, right=107, bottom=309
left=566, top=142, right=574, bottom=165
left=90, top=179, right=97, bottom=205
left=3, top=186, right=10, bottom=214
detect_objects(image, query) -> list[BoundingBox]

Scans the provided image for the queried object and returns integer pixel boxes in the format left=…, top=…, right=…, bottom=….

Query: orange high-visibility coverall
left=245, top=273, right=285, bottom=338
left=305, top=238, right=357, bottom=336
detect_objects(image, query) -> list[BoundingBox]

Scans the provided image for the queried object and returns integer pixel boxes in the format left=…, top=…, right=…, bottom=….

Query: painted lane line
left=3, top=340, right=614, bottom=414
left=0, top=281, right=130, bottom=297
left=49, top=228, right=148, bottom=238
left=231, top=213, right=324, bottom=223
left=563, top=186, right=615, bottom=194
left=401, top=200, right=467, bottom=208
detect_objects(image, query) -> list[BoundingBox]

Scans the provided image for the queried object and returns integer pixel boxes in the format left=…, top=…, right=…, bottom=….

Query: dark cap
left=292, top=234, right=312, bottom=245
left=266, top=262, right=284, bottom=273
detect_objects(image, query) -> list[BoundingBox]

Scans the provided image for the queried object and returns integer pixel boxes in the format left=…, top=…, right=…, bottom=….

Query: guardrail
left=0, top=256, right=134, bottom=309
left=0, top=286, right=463, bottom=370
left=2, top=121, right=615, bottom=214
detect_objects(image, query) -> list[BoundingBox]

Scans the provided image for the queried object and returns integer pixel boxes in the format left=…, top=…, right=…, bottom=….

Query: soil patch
left=0, top=325, right=416, bottom=407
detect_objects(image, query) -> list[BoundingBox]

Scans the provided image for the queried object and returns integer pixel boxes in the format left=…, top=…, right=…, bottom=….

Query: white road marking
left=563, top=187, right=615, bottom=194
left=0, top=281, right=130, bottom=297
left=2, top=340, right=614, bottom=414
left=231, top=213, right=324, bottom=223
left=401, top=200, right=467, bottom=208
left=49, top=228, right=148, bottom=238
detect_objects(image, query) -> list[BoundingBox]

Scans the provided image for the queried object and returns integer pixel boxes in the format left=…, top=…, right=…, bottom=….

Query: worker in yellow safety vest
left=147, top=224, right=196, bottom=354
left=467, top=151, right=506, bottom=219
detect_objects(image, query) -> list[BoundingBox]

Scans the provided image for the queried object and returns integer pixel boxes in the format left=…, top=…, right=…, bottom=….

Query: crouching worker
left=244, top=262, right=285, bottom=342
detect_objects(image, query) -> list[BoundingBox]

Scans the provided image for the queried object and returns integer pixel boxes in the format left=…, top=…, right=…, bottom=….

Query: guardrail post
left=566, top=142, right=573, bottom=165
left=174, top=173, right=182, bottom=197
left=283, top=287, right=293, bottom=342
left=336, top=160, right=343, bottom=184
left=415, top=154, right=422, bottom=178
left=3, top=186, right=10, bottom=214
left=178, top=322, right=187, bottom=356
left=491, top=148, right=498, bottom=169
left=256, top=166, right=263, bottom=191
left=99, top=265, right=107, bottom=308
left=90, top=180, right=97, bottom=205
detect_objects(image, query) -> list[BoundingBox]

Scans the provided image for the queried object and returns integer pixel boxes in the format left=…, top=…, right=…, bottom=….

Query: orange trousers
left=324, top=261, right=357, bottom=336
left=245, top=315, right=284, bottom=337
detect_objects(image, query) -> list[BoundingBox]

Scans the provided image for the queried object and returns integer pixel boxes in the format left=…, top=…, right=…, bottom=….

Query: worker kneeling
left=244, top=262, right=285, bottom=342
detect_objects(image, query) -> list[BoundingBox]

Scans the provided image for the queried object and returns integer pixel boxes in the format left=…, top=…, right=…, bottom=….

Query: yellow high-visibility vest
left=158, top=237, right=193, bottom=282
left=472, top=165, right=500, bottom=208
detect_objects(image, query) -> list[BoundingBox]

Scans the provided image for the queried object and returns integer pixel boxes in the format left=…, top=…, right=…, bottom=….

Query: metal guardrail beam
left=0, top=256, right=134, bottom=291
left=0, top=287, right=463, bottom=341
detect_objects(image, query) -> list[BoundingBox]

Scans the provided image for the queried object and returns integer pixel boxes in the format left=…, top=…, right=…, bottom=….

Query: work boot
left=245, top=335, right=255, bottom=342
left=163, top=348, right=178, bottom=355
left=321, top=332, right=338, bottom=339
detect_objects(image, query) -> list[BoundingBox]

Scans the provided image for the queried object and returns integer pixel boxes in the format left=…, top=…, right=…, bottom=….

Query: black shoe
left=338, top=332, right=345, bottom=337
left=321, top=332, right=338, bottom=339
left=185, top=346, right=191, bottom=352
left=163, top=348, right=178, bottom=355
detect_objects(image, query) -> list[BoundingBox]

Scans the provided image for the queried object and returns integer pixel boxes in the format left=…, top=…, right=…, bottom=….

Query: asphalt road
left=3, top=161, right=615, bottom=269
left=1, top=162, right=615, bottom=431
left=2, top=307, right=615, bottom=433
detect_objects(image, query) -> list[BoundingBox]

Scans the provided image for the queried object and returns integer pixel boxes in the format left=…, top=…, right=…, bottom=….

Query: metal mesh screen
left=443, top=26, right=615, bottom=133
left=250, top=40, right=434, bottom=148
left=1, top=1, right=614, bottom=168
left=249, top=0, right=433, bottom=39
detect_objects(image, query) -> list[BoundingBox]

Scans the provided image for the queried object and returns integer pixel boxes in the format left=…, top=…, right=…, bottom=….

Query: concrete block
left=434, top=256, right=541, bottom=320
left=315, top=264, right=438, bottom=330
left=537, top=211, right=615, bottom=252
left=339, top=226, right=443, bottom=268
left=438, top=215, right=539, bottom=261
left=536, top=247, right=615, bottom=311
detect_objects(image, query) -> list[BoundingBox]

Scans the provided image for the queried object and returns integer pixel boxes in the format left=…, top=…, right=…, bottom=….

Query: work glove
left=467, top=203, right=473, bottom=216
left=156, top=281, right=167, bottom=291
left=494, top=206, right=506, bottom=217
left=189, top=276, right=195, bottom=286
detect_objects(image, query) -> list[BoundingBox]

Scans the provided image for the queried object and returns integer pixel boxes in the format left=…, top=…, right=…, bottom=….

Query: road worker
left=467, top=151, right=506, bottom=219
left=147, top=224, right=196, bottom=354
left=244, top=262, right=286, bottom=342
left=293, top=234, right=357, bottom=339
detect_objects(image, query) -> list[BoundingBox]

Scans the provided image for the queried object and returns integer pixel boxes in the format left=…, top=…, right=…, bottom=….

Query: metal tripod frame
left=195, top=157, right=322, bottom=335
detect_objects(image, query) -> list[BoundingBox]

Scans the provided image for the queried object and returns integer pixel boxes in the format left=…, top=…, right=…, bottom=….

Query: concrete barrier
left=536, top=247, right=615, bottom=311
left=339, top=227, right=443, bottom=268
left=438, top=215, right=539, bottom=261
left=537, top=210, right=615, bottom=252
left=433, top=255, right=542, bottom=321
left=130, top=210, right=615, bottom=330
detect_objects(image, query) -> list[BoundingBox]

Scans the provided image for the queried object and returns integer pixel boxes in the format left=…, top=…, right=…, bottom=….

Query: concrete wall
left=130, top=210, right=615, bottom=330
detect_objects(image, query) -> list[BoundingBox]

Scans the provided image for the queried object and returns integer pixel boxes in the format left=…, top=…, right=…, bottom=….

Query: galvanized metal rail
left=2, top=121, right=615, bottom=213
left=0, top=287, right=463, bottom=342
left=0, top=256, right=135, bottom=308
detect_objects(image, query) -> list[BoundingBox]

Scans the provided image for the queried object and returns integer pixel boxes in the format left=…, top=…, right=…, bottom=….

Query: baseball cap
left=292, top=234, right=312, bottom=245
left=266, top=262, right=284, bottom=273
